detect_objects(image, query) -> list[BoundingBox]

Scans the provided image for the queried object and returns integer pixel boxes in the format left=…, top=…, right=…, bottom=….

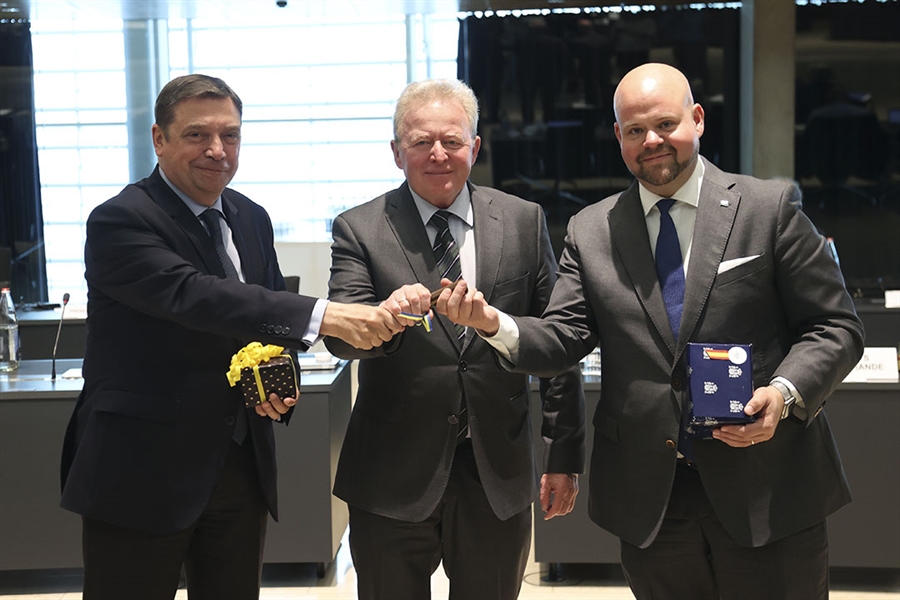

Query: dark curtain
left=0, top=20, right=47, bottom=303
left=456, top=8, right=740, bottom=260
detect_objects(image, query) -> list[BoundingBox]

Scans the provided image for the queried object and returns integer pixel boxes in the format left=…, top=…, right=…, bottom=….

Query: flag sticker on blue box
left=685, top=343, right=756, bottom=432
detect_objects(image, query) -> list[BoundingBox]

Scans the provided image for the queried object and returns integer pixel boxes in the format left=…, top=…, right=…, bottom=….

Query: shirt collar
left=409, top=184, right=474, bottom=229
left=638, top=157, right=705, bottom=217
left=159, top=166, right=225, bottom=217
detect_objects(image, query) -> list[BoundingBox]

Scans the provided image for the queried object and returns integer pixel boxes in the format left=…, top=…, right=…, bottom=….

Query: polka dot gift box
left=226, top=342, right=299, bottom=407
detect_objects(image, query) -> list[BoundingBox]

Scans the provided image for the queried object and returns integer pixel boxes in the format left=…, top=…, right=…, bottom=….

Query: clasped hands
left=424, top=278, right=790, bottom=450
left=381, top=278, right=501, bottom=336
left=255, top=280, right=503, bottom=422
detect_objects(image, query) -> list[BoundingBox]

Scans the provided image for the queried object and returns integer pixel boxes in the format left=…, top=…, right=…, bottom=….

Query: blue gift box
left=685, top=343, right=756, bottom=435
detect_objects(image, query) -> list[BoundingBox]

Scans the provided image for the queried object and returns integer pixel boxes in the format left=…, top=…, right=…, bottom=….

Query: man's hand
left=255, top=392, right=295, bottom=420
left=321, top=302, right=404, bottom=350
left=540, top=473, right=579, bottom=520
left=434, top=279, right=501, bottom=336
left=713, top=385, right=785, bottom=448
left=379, top=283, right=433, bottom=326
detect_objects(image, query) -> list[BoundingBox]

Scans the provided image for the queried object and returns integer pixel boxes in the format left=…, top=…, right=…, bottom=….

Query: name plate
left=843, top=347, right=899, bottom=383
left=884, top=290, right=900, bottom=309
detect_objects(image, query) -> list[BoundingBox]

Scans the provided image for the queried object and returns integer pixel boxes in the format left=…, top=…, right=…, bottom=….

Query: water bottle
left=0, top=287, right=20, bottom=372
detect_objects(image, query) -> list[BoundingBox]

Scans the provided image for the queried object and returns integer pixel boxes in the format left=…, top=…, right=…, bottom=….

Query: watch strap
left=771, top=380, right=795, bottom=420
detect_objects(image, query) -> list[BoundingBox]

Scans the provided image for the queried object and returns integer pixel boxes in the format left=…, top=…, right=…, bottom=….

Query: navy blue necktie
left=654, top=199, right=693, bottom=461
left=654, top=199, right=684, bottom=341
left=200, top=209, right=248, bottom=445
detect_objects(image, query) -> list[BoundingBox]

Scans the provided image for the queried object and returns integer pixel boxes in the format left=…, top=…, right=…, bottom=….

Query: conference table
left=529, top=376, right=900, bottom=572
left=0, top=357, right=352, bottom=576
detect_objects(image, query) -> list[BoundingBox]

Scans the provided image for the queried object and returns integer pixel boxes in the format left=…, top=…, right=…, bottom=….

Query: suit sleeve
left=324, top=212, right=403, bottom=359
left=515, top=214, right=601, bottom=378
left=769, top=184, right=865, bottom=423
left=85, top=194, right=317, bottom=349
left=529, top=206, right=586, bottom=474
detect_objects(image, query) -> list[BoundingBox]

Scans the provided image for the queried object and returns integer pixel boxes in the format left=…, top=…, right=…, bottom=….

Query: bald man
left=436, top=63, right=864, bottom=599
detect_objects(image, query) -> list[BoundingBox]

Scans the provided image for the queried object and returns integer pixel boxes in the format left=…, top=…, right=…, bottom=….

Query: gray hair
left=393, top=79, right=479, bottom=142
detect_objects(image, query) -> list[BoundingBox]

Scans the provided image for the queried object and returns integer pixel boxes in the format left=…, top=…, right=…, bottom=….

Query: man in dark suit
left=324, top=79, right=585, bottom=600
left=59, top=74, right=401, bottom=600
left=438, top=63, right=865, bottom=599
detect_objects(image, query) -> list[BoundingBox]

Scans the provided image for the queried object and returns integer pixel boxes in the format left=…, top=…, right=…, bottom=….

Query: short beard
left=634, top=146, right=697, bottom=188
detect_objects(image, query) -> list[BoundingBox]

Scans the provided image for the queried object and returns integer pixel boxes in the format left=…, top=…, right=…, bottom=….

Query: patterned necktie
left=199, top=208, right=248, bottom=445
left=429, top=211, right=466, bottom=344
left=429, top=210, right=468, bottom=442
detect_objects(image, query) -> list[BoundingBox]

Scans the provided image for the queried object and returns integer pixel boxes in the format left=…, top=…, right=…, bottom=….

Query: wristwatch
left=770, top=380, right=796, bottom=420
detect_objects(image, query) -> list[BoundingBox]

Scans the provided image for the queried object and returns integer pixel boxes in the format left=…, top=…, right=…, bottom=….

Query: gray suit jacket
left=325, top=182, right=585, bottom=522
left=514, top=158, right=864, bottom=548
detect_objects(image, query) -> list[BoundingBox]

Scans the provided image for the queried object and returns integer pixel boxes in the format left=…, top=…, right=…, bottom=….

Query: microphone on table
left=50, top=293, right=70, bottom=382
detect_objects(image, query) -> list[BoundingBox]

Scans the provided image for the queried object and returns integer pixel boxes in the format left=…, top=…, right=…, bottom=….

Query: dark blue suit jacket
left=61, top=166, right=316, bottom=534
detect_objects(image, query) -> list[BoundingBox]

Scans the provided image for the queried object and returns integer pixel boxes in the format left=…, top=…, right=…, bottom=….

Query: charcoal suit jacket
left=512, top=158, right=864, bottom=548
left=325, top=182, right=585, bottom=522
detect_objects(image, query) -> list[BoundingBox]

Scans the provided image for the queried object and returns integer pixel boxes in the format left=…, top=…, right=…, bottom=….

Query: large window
left=31, top=12, right=460, bottom=303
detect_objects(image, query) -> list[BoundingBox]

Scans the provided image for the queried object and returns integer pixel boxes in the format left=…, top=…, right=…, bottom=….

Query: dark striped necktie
left=429, top=210, right=468, bottom=443
left=429, top=210, right=465, bottom=344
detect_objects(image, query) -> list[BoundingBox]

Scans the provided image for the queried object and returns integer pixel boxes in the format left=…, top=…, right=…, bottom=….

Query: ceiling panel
left=4, top=0, right=464, bottom=22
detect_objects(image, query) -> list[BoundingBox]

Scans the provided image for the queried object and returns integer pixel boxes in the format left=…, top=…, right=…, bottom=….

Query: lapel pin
left=720, top=200, right=730, bottom=207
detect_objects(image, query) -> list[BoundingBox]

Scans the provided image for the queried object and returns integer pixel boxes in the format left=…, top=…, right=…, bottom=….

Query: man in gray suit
left=438, top=63, right=864, bottom=599
left=324, top=79, right=585, bottom=600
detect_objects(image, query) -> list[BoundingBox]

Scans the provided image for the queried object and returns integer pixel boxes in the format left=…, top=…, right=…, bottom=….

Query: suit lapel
left=609, top=184, right=678, bottom=355
left=677, top=161, right=740, bottom=359
left=384, top=183, right=436, bottom=288
left=222, top=193, right=265, bottom=286
left=467, top=184, right=502, bottom=351
left=144, top=168, right=224, bottom=278
left=383, top=184, right=460, bottom=349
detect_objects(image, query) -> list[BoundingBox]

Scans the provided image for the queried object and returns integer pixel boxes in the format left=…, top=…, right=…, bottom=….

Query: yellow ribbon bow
left=226, top=342, right=286, bottom=387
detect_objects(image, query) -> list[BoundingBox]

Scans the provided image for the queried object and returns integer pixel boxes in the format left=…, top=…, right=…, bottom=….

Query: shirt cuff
left=478, top=309, right=520, bottom=367
left=771, top=375, right=807, bottom=419
left=302, top=298, right=328, bottom=347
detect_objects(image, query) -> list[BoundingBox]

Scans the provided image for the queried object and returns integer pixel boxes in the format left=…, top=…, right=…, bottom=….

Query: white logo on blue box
left=685, top=342, right=756, bottom=436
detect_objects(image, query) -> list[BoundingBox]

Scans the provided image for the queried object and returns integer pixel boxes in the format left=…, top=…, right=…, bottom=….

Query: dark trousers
left=621, top=463, right=829, bottom=600
left=81, top=441, right=268, bottom=600
left=348, top=440, right=532, bottom=600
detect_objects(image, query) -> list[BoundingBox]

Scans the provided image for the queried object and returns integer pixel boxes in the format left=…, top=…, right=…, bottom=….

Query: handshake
left=323, top=279, right=499, bottom=350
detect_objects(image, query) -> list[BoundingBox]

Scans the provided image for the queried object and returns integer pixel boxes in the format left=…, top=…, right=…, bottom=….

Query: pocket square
left=717, top=255, right=761, bottom=274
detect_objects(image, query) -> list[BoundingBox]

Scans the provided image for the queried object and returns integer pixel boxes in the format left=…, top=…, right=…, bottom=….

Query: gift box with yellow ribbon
left=226, top=342, right=299, bottom=408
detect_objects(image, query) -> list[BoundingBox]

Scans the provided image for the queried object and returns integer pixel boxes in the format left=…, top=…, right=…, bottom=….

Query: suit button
left=283, top=326, right=291, bottom=335
left=671, top=376, right=684, bottom=391
left=448, top=415, right=459, bottom=425
left=225, top=416, right=235, bottom=426
left=459, top=360, right=468, bottom=372
left=274, top=325, right=283, bottom=334
left=260, top=324, right=267, bottom=333
left=267, top=325, right=275, bottom=334
left=665, top=439, right=676, bottom=450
